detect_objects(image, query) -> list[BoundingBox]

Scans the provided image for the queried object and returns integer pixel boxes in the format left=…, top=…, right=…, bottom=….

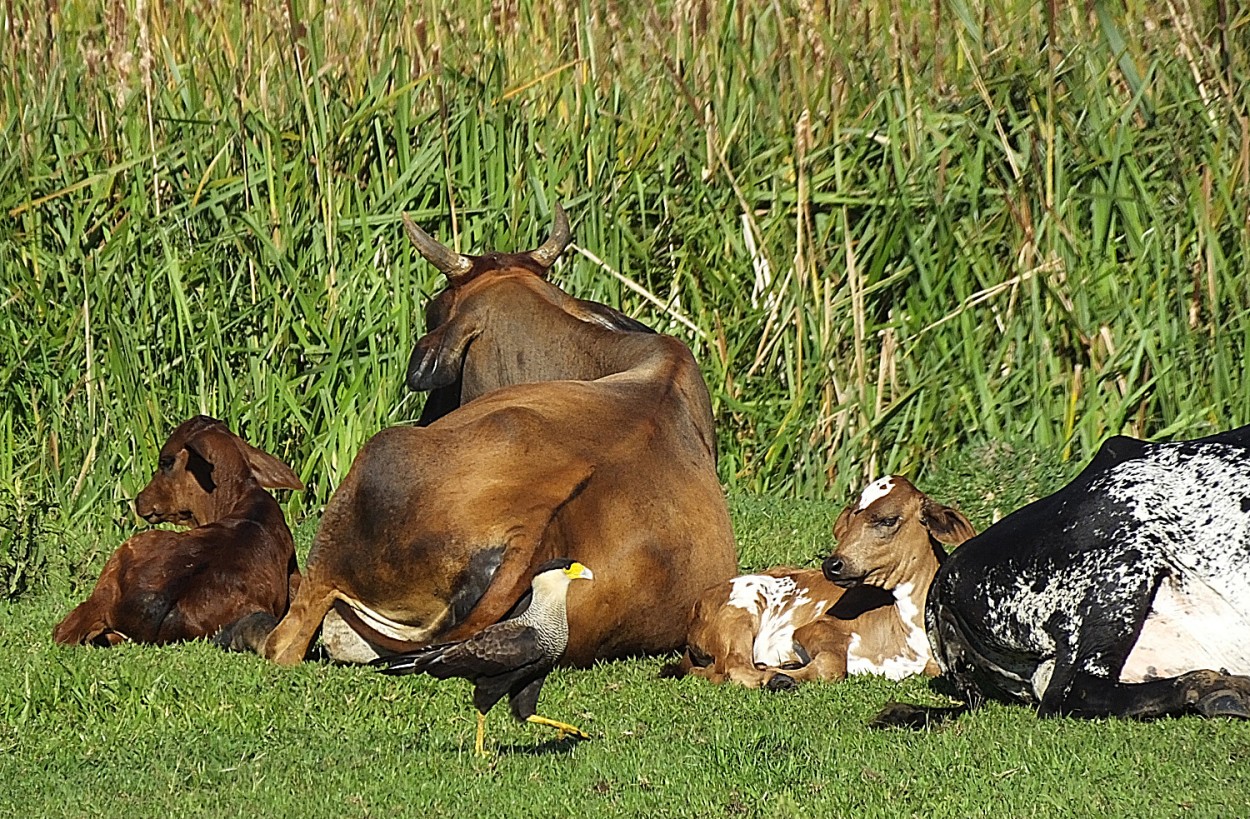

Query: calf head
left=134, top=415, right=304, bottom=527
left=822, top=475, right=975, bottom=591
left=402, top=205, right=652, bottom=421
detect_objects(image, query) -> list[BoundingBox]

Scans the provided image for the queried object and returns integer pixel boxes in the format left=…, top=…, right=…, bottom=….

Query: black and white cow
left=876, top=425, right=1250, bottom=726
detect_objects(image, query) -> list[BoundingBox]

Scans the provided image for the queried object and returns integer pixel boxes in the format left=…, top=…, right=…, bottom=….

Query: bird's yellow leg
left=475, top=712, right=489, bottom=757
left=526, top=714, right=589, bottom=741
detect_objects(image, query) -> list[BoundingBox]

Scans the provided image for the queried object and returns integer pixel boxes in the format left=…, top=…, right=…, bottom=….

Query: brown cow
left=221, top=206, right=738, bottom=667
left=53, top=415, right=303, bottom=646
left=672, top=476, right=974, bottom=689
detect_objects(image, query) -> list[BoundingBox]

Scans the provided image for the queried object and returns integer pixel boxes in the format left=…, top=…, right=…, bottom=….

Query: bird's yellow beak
left=565, top=562, right=594, bottom=581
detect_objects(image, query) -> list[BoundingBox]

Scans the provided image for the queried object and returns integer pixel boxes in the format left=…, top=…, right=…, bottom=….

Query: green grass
left=7, top=481, right=1250, bottom=818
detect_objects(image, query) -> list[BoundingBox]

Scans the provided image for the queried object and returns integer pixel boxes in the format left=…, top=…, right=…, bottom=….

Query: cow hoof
left=214, top=611, right=279, bottom=653
left=869, top=701, right=930, bottom=729
left=869, top=701, right=967, bottom=730
left=765, top=673, right=798, bottom=692
left=1197, top=689, right=1250, bottom=720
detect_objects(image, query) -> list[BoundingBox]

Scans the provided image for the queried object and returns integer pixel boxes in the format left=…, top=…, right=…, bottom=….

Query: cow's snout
left=822, top=554, right=865, bottom=587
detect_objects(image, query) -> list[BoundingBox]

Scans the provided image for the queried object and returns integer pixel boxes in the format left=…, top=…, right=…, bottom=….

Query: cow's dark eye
left=158, top=456, right=175, bottom=471
left=873, top=515, right=900, bottom=528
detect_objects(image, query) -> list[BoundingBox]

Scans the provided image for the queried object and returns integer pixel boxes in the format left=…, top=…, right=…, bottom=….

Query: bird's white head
left=529, top=559, right=594, bottom=599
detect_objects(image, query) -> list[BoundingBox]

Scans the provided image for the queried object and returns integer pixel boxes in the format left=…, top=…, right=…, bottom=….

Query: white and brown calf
left=674, top=476, right=975, bottom=689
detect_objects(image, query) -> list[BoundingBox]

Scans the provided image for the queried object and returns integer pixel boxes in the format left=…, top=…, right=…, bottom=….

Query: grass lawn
left=6, top=462, right=1250, bottom=818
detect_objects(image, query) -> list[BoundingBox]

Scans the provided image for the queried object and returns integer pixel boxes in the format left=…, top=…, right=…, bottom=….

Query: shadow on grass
left=494, top=734, right=590, bottom=757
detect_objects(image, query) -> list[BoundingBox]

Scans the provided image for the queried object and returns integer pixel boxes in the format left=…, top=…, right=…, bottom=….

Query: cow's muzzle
left=822, top=555, right=866, bottom=587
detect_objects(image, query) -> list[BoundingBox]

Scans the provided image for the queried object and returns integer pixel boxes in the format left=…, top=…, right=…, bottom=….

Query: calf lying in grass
left=53, top=415, right=304, bottom=646
left=671, top=476, right=974, bottom=689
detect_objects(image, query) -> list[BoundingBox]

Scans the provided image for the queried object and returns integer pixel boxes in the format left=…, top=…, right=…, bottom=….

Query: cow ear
left=832, top=503, right=856, bottom=541
left=237, top=440, right=304, bottom=491
left=920, top=498, right=976, bottom=546
left=407, top=320, right=478, bottom=392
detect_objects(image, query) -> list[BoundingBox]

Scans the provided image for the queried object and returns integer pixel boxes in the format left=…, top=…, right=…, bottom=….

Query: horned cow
left=54, top=415, right=303, bottom=646
left=220, top=206, right=738, bottom=667
left=876, top=426, right=1250, bottom=727
left=673, top=476, right=974, bottom=689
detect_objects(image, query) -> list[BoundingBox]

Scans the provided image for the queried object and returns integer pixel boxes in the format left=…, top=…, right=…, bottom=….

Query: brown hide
left=250, top=207, right=737, bottom=667
left=53, top=416, right=303, bottom=646
left=675, top=477, right=974, bottom=688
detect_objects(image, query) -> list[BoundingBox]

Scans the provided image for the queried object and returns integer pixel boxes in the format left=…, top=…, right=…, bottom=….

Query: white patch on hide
left=1101, top=446, right=1250, bottom=592
left=846, top=581, right=933, bottom=680
left=320, top=608, right=381, bottom=664
left=727, top=575, right=830, bottom=668
left=320, top=597, right=447, bottom=664
left=728, top=574, right=794, bottom=614
left=1121, top=573, right=1250, bottom=682
left=857, top=476, right=896, bottom=512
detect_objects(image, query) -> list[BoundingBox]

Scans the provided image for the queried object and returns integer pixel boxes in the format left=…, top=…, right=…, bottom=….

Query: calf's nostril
left=822, top=557, right=844, bottom=580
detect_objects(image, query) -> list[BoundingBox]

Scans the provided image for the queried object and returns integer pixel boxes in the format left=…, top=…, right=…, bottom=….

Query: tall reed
left=2, top=1, right=1248, bottom=560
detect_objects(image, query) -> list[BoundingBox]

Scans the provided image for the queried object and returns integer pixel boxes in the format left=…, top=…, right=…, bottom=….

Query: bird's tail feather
left=370, top=643, right=449, bottom=675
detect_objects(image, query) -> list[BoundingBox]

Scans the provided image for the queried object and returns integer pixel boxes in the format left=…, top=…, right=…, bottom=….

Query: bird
left=372, top=558, right=594, bottom=756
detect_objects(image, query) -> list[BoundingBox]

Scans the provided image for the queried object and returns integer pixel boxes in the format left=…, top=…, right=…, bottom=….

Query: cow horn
left=402, top=213, right=473, bottom=278
left=527, top=204, right=571, bottom=269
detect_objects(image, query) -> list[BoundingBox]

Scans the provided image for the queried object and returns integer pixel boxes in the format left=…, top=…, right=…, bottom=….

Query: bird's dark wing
left=417, top=621, right=548, bottom=681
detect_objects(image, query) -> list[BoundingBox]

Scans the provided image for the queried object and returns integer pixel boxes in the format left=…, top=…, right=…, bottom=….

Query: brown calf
left=675, top=476, right=975, bottom=689
left=53, top=416, right=304, bottom=646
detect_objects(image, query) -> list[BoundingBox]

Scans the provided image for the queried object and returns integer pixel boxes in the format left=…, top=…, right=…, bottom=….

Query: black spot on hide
left=1242, top=497, right=1250, bottom=513
left=448, top=547, right=506, bottom=627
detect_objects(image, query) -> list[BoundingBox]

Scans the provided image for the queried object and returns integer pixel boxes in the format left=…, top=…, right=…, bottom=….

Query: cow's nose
left=822, top=556, right=844, bottom=581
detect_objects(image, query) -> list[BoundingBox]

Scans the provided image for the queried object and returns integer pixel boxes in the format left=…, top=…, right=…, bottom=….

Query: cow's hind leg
left=215, top=611, right=281, bottom=653
left=260, top=573, right=338, bottom=666
left=774, top=620, right=852, bottom=686
left=53, top=551, right=126, bottom=646
left=1051, top=669, right=1250, bottom=720
left=1034, top=570, right=1250, bottom=719
left=52, top=600, right=117, bottom=647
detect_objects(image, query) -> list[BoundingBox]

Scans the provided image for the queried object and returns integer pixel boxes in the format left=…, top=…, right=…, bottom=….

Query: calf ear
left=920, top=499, right=976, bottom=546
left=186, top=429, right=304, bottom=491
left=832, top=503, right=856, bottom=541
left=182, top=433, right=225, bottom=494
left=407, top=320, right=478, bottom=392
left=237, top=440, right=304, bottom=491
